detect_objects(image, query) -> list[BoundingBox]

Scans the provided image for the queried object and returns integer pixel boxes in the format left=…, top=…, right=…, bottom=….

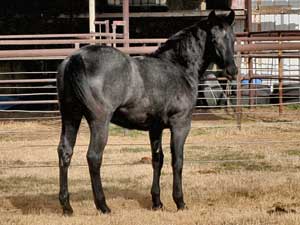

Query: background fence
left=0, top=32, right=299, bottom=126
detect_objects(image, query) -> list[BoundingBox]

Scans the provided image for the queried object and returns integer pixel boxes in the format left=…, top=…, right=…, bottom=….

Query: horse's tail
left=61, top=53, right=103, bottom=116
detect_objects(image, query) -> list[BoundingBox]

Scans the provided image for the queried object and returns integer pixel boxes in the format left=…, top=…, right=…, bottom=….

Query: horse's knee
left=86, top=152, right=101, bottom=172
left=58, top=144, right=73, bottom=167
left=172, top=159, right=183, bottom=172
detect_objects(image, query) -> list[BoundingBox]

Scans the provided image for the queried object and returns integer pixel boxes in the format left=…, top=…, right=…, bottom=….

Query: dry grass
left=1, top=107, right=300, bottom=225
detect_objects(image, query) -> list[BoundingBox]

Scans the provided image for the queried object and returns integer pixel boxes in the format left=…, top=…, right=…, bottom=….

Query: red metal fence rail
left=0, top=33, right=298, bottom=125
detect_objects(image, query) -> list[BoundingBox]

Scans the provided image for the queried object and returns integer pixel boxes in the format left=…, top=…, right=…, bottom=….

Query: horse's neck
left=154, top=27, right=209, bottom=87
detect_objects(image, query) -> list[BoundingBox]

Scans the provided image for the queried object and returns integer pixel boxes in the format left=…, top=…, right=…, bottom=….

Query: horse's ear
left=227, top=10, right=235, bottom=25
left=208, top=10, right=217, bottom=23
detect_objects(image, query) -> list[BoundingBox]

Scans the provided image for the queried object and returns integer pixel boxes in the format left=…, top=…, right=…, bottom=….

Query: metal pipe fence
left=0, top=33, right=298, bottom=125
left=107, top=0, right=167, bottom=6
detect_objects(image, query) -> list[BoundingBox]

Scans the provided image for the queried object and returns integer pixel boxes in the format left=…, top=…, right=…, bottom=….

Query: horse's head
left=205, top=10, right=238, bottom=80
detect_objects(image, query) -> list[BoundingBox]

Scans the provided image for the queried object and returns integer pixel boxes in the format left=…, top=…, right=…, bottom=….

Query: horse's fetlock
left=59, top=191, right=70, bottom=204
left=151, top=188, right=160, bottom=196
left=59, top=192, right=73, bottom=215
left=173, top=195, right=185, bottom=209
left=173, top=190, right=183, bottom=201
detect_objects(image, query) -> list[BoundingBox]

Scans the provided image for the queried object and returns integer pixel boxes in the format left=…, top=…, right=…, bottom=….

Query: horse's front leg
left=170, top=121, right=191, bottom=210
left=86, top=117, right=111, bottom=214
left=149, top=126, right=164, bottom=210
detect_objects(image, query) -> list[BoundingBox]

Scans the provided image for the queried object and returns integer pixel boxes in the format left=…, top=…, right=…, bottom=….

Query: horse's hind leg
left=86, top=115, right=111, bottom=214
left=57, top=112, right=82, bottom=215
left=149, top=126, right=164, bottom=210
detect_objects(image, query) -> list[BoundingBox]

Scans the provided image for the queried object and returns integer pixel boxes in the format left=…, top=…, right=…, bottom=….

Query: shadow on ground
left=3, top=176, right=150, bottom=215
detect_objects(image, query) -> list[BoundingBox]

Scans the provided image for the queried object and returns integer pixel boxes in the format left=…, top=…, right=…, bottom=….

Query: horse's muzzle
left=225, top=65, right=238, bottom=80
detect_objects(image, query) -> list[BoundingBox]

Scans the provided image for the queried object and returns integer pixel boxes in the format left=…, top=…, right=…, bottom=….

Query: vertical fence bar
left=278, top=33, right=284, bottom=115
left=123, top=0, right=130, bottom=48
left=246, top=0, right=252, bottom=33
left=112, top=23, right=117, bottom=48
left=105, top=20, right=111, bottom=46
left=89, top=0, right=96, bottom=34
left=248, top=56, right=255, bottom=108
left=236, top=47, right=243, bottom=130
left=278, top=51, right=284, bottom=115
left=105, top=20, right=110, bottom=35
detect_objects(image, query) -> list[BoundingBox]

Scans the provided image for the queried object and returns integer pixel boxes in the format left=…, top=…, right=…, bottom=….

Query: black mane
left=151, top=13, right=233, bottom=59
left=150, top=20, right=208, bottom=80
left=151, top=20, right=206, bottom=58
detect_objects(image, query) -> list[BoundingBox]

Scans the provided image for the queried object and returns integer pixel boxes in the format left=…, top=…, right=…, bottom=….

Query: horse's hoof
left=177, top=204, right=188, bottom=211
left=152, top=203, right=164, bottom=211
left=62, top=207, right=74, bottom=216
left=99, top=205, right=111, bottom=214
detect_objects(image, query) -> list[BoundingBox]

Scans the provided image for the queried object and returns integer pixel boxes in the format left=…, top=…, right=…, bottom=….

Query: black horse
left=56, top=10, right=238, bottom=215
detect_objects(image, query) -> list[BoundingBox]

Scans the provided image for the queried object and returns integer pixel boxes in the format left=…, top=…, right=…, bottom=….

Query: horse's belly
left=111, top=108, right=154, bottom=131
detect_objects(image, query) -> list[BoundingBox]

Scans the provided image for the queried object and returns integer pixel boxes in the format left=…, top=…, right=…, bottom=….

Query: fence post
left=248, top=56, right=255, bottom=108
left=236, top=48, right=243, bottom=130
left=278, top=51, right=284, bottom=115
left=89, top=0, right=96, bottom=34
left=123, top=0, right=130, bottom=48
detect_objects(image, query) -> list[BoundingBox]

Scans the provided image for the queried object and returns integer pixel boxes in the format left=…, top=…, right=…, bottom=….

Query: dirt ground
left=1, top=107, right=300, bottom=225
